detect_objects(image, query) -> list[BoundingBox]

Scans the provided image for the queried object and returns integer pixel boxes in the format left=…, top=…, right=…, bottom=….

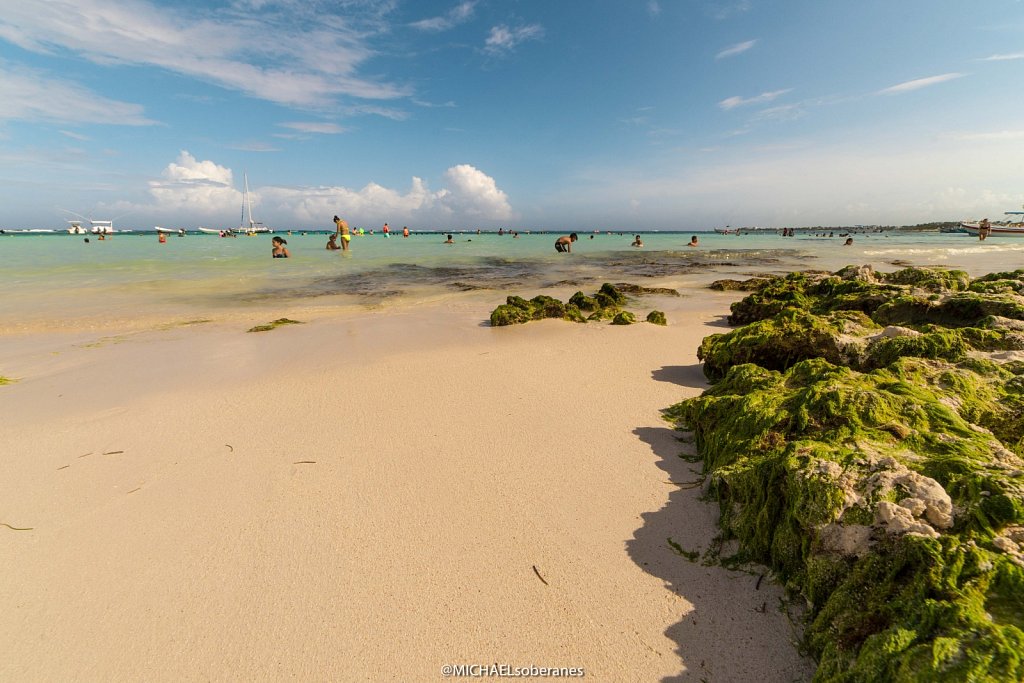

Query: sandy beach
left=0, top=288, right=814, bottom=681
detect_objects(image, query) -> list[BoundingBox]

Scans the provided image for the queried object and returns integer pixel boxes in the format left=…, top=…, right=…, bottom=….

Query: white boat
left=237, top=172, right=272, bottom=234
left=68, top=219, right=114, bottom=234
left=961, top=211, right=1024, bottom=237
left=155, top=226, right=186, bottom=236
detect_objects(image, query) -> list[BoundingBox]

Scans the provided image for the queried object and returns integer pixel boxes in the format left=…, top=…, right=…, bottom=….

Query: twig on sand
left=57, top=465, right=70, bottom=470
left=127, top=487, right=142, bottom=494
left=293, top=460, right=316, bottom=464
left=225, top=444, right=234, bottom=452
left=77, top=452, right=93, bottom=459
left=1, top=523, right=33, bottom=531
left=756, top=573, right=765, bottom=590
left=532, top=565, right=549, bottom=586
left=666, top=479, right=703, bottom=489
left=102, top=450, right=124, bottom=455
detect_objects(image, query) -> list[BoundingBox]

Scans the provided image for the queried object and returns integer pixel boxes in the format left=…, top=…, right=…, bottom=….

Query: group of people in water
left=272, top=225, right=715, bottom=258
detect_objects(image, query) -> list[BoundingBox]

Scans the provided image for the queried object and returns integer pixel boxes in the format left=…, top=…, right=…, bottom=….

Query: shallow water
left=2, top=230, right=1021, bottom=331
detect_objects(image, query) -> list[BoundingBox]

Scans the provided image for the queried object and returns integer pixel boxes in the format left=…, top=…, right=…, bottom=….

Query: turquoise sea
left=2, top=229, right=1021, bottom=332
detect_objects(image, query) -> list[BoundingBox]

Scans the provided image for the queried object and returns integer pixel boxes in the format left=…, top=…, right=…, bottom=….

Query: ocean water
left=2, top=230, right=1022, bottom=332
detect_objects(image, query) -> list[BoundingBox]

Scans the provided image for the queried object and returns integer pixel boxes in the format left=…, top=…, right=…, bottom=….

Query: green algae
left=610, top=311, right=636, bottom=325
left=646, top=310, right=667, bottom=326
left=0, top=376, right=16, bottom=385
left=247, top=318, right=304, bottom=333
left=668, top=266, right=1024, bottom=682
left=489, top=283, right=661, bottom=327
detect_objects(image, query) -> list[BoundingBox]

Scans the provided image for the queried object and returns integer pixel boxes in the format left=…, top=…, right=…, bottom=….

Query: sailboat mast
left=245, top=173, right=254, bottom=230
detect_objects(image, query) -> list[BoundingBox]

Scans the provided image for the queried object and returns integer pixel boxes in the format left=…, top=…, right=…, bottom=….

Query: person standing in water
left=554, top=233, right=578, bottom=253
left=333, top=215, right=351, bottom=251
left=687, top=235, right=699, bottom=247
left=271, top=236, right=290, bottom=258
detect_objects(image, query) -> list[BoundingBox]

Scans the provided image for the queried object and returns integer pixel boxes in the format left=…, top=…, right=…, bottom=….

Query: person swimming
left=272, top=236, right=290, bottom=258
left=631, top=234, right=643, bottom=247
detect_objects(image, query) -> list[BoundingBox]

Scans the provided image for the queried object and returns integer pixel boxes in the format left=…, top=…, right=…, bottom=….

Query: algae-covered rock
left=568, top=291, right=598, bottom=311
left=595, top=283, right=628, bottom=309
left=611, top=311, right=636, bottom=325
left=668, top=266, right=1024, bottom=681
left=709, top=277, right=773, bottom=292
left=490, top=295, right=534, bottom=326
left=490, top=281, right=665, bottom=327
left=646, top=310, right=667, bottom=326
left=489, top=294, right=587, bottom=325
left=613, top=283, right=681, bottom=297
left=699, top=309, right=877, bottom=382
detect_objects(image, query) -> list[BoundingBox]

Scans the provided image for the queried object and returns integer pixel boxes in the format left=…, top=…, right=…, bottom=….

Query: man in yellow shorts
left=333, top=215, right=351, bottom=251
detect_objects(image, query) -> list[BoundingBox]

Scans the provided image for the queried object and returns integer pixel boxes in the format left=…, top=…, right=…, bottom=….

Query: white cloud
left=132, top=154, right=513, bottom=227
left=981, top=52, right=1024, bottom=61
left=411, top=1, right=477, bottom=31
left=878, top=73, right=965, bottom=95
left=558, top=134, right=1024, bottom=227
left=718, top=89, right=792, bottom=110
left=647, top=1, right=661, bottom=17
left=0, top=63, right=155, bottom=126
left=948, top=130, right=1024, bottom=142
left=0, top=0, right=408, bottom=110
left=279, top=122, right=347, bottom=135
left=715, top=40, right=756, bottom=60
left=440, top=164, right=513, bottom=219
left=147, top=151, right=241, bottom=217
left=485, top=24, right=544, bottom=55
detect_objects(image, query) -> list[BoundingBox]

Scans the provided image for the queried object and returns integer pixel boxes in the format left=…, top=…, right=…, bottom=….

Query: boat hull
left=961, top=222, right=1024, bottom=237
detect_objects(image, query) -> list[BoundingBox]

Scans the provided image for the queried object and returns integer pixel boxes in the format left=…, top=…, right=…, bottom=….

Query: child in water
left=272, top=236, right=290, bottom=258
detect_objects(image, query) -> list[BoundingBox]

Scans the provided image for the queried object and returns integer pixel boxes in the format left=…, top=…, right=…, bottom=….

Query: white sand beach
left=0, top=290, right=814, bottom=681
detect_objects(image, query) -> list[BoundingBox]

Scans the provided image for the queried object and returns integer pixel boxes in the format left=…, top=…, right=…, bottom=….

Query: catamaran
left=237, top=172, right=271, bottom=234
left=197, top=173, right=272, bottom=235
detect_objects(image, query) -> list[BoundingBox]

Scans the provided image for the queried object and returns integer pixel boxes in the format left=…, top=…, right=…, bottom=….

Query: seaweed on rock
left=489, top=283, right=667, bottom=326
left=669, top=266, right=1024, bottom=682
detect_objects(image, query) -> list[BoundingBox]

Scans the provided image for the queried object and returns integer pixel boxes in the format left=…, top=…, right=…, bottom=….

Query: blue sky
left=1, top=0, right=1023, bottom=230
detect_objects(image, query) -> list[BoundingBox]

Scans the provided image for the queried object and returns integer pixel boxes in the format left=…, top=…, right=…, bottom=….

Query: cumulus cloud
left=718, top=89, right=792, bottom=110
left=878, top=73, right=965, bottom=95
left=147, top=151, right=240, bottom=216
left=485, top=24, right=544, bottom=55
left=0, top=0, right=408, bottom=110
left=135, top=154, right=513, bottom=227
left=0, top=62, right=155, bottom=126
left=715, top=40, right=756, bottom=60
left=411, top=1, right=477, bottom=31
left=440, top=164, right=513, bottom=219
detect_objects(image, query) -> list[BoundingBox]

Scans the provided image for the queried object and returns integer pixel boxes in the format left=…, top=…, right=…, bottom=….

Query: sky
left=1, top=0, right=1023, bottom=231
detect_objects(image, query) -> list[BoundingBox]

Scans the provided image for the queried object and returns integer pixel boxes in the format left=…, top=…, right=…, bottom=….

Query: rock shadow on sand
left=628, top=426, right=815, bottom=682
left=650, top=365, right=707, bottom=390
